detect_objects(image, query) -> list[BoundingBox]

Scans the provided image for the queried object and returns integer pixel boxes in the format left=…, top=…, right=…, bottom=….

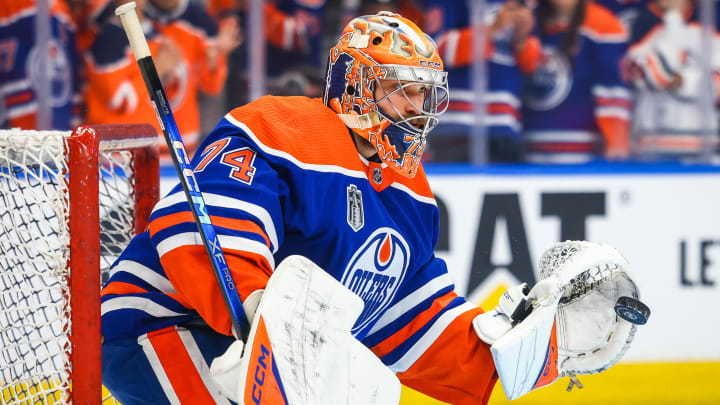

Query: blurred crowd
left=1, top=0, right=719, bottom=164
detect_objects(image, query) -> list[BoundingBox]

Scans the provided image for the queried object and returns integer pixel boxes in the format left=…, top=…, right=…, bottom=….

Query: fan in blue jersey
left=101, top=10, right=644, bottom=405
left=521, top=0, right=632, bottom=163
left=0, top=0, right=81, bottom=130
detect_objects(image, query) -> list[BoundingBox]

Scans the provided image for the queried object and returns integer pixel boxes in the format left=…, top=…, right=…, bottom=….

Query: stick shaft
left=115, top=2, right=249, bottom=339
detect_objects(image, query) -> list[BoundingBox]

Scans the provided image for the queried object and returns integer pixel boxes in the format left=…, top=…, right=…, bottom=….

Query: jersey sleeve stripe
left=102, top=281, right=149, bottom=297
left=153, top=191, right=279, bottom=252
left=386, top=301, right=478, bottom=373
left=0, top=79, right=31, bottom=96
left=101, top=296, right=188, bottom=318
left=592, top=85, right=631, bottom=99
left=108, top=260, right=177, bottom=294
left=389, top=183, right=437, bottom=206
left=150, top=211, right=271, bottom=248
left=223, top=114, right=367, bottom=180
left=102, top=280, right=192, bottom=309
left=175, top=329, right=233, bottom=404
left=138, top=332, right=184, bottom=404
left=0, top=5, right=35, bottom=26
left=155, top=232, right=275, bottom=270
left=366, top=272, right=454, bottom=336
left=580, top=27, right=627, bottom=43
left=370, top=290, right=457, bottom=357
left=595, top=106, right=630, bottom=120
left=594, top=97, right=631, bottom=109
left=146, top=327, right=230, bottom=405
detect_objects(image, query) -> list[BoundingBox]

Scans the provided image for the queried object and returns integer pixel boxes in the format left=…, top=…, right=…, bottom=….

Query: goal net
left=0, top=125, right=159, bottom=404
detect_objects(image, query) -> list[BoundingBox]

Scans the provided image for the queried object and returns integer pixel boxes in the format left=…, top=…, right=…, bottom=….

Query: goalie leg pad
left=210, top=255, right=401, bottom=405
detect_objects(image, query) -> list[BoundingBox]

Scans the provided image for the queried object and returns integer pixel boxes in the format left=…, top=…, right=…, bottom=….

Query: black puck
left=614, top=296, right=650, bottom=325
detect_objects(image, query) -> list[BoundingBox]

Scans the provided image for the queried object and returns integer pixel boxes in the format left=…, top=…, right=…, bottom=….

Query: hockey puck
left=614, top=296, right=650, bottom=325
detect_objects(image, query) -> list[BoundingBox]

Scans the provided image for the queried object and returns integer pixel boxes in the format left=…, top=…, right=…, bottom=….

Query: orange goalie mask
left=323, top=12, right=449, bottom=178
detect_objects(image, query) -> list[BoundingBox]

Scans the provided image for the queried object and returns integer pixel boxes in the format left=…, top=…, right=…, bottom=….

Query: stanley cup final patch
left=347, top=184, right=364, bottom=231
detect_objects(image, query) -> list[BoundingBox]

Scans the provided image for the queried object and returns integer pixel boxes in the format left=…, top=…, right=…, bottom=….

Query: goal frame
left=67, top=124, right=159, bottom=404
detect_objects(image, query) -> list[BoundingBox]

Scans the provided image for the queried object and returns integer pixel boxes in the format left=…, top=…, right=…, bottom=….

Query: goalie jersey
left=101, top=96, right=497, bottom=404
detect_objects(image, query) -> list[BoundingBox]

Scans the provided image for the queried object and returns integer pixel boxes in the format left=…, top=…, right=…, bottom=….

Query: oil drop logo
left=341, top=227, right=410, bottom=333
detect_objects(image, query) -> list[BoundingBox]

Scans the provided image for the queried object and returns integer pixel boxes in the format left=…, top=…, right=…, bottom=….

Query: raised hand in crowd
left=154, top=38, right=183, bottom=86
left=207, top=15, right=242, bottom=71
left=489, top=0, right=535, bottom=52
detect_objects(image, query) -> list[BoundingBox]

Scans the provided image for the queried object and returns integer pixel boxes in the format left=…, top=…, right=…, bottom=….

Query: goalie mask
left=323, top=12, right=449, bottom=178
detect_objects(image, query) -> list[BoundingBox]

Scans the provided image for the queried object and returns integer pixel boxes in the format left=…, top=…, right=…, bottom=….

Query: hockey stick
left=115, top=2, right=250, bottom=340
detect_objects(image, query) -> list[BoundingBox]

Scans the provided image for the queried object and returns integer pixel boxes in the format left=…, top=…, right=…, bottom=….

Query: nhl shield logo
left=372, top=167, right=383, bottom=185
left=347, top=184, right=364, bottom=231
left=341, top=227, right=411, bottom=334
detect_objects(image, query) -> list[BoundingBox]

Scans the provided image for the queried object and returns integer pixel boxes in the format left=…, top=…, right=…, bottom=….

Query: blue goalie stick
left=115, top=2, right=250, bottom=340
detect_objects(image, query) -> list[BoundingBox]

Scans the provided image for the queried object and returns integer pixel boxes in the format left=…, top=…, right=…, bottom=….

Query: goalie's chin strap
left=337, top=111, right=382, bottom=129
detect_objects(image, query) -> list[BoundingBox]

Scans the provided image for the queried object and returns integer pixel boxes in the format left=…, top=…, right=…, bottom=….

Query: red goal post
left=0, top=124, right=160, bottom=404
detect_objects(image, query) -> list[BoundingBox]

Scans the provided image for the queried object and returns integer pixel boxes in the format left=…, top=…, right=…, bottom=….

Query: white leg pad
left=210, top=255, right=400, bottom=405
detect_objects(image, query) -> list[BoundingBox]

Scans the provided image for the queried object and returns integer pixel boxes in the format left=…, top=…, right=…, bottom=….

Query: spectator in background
left=83, top=0, right=239, bottom=162
left=623, top=0, right=720, bottom=161
left=521, top=0, right=630, bottom=163
left=0, top=0, right=80, bottom=130
left=66, top=0, right=116, bottom=52
left=423, top=0, right=542, bottom=162
left=219, top=0, right=327, bottom=108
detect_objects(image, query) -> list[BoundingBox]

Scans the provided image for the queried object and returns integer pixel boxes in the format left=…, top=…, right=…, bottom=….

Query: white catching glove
left=473, top=241, right=650, bottom=400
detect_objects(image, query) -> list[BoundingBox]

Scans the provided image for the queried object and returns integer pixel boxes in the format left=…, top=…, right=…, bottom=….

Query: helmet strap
left=336, top=111, right=381, bottom=129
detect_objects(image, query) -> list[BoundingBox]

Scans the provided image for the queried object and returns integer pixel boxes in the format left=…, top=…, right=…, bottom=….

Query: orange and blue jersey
left=83, top=20, right=161, bottom=130
left=222, top=0, right=326, bottom=77
left=85, top=0, right=225, bottom=162
left=522, top=2, right=631, bottom=163
left=145, top=0, right=226, bottom=157
left=424, top=0, right=541, bottom=143
left=0, top=0, right=79, bottom=130
left=101, top=96, right=497, bottom=404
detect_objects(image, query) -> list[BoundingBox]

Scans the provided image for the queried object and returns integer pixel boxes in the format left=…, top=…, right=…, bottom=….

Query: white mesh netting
left=0, top=129, right=137, bottom=404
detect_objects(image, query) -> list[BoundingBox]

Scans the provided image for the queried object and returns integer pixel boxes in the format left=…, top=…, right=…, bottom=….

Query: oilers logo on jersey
left=524, top=49, right=573, bottom=111
left=341, top=227, right=410, bottom=333
left=26, top=39, right=72, bottom=109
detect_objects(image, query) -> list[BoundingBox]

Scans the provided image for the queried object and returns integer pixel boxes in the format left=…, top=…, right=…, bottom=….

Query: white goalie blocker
left=210, top=255, right=401, bottom=405
left=473, top=241, right=650, bottom=400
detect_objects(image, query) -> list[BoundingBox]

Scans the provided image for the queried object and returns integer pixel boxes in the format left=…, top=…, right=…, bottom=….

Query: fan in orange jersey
left=83, top=0, right=239, bottom=162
